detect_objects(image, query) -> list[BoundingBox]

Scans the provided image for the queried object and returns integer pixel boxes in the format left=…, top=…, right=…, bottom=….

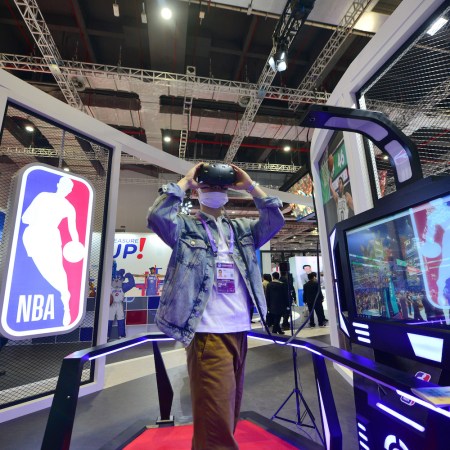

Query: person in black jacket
left=266, top=272, right=290, bottom=334
left=280, top=272, right=296, bottom=330
left=303, top=272, right=327, bottom=327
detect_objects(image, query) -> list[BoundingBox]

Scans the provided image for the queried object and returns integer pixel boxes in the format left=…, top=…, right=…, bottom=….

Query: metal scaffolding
left=223, top=1, right=315, bottom=163
left=13, top=0, right=85, bottom=112
left=0, top=53, right=329, bottom=105
left=120, top=154, right=301, bottom=173
left=178, top=66, right=195, bottom=159
left=289, top=0, right=372, bottom=110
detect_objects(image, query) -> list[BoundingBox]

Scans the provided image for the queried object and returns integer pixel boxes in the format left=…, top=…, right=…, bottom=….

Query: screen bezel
left=335, top=176, right=450, bottom=366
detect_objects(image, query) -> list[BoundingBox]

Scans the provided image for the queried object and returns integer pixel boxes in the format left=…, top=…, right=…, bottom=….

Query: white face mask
left=198, top=190, right=229, bottom=209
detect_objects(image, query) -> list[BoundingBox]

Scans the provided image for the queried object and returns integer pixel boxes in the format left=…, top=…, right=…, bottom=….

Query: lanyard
left=197, top=215, right=234, bottom=256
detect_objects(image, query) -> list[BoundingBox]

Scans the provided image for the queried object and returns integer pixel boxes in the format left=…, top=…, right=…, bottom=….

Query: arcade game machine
left=301, top=105, right=450, bottom=450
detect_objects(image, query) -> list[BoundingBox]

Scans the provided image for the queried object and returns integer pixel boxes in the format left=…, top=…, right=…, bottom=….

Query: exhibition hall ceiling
left=0, top=0, right=405, bottom=253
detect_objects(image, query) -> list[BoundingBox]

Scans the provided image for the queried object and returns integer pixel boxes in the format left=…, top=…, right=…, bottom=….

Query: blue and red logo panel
left=0, top=164, right=94, bottom=339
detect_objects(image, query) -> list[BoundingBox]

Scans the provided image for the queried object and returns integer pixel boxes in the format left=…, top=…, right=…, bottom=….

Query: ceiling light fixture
left=141, top=2, right=147, bottom=24
left=269, top=40, right=288, bottom=73
left=161, top=7, right=172, bottom=20
left=283, top=145, right=291, bottom=152
left=426, top=17, right=448, bottom=36
left=163, top=136, right=171, bottom=143
left=113, top=1, right=120, bottom=17
left=25, top=125, right=34, bottom=132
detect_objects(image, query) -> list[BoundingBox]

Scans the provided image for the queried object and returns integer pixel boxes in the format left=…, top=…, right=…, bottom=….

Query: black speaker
left=279, top=261, right=290, bottom=272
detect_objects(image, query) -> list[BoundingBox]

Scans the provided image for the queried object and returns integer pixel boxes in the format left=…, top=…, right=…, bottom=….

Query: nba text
left=16, top=294, right=55, bottom=322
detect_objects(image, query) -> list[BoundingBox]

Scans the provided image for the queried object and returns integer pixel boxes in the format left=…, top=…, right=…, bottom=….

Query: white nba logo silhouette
left=21, top=176, right=85, bottom=326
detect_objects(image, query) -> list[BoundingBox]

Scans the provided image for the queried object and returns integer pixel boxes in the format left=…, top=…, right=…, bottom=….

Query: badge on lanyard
left=216, top=262, right=235, bottom=293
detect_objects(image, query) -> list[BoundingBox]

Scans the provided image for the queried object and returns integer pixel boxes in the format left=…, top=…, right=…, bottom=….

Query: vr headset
left=196, top=164, right=236, bottom=187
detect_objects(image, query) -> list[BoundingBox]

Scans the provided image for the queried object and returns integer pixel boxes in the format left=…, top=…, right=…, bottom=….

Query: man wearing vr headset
left=147, top=162, right=284, bottom=450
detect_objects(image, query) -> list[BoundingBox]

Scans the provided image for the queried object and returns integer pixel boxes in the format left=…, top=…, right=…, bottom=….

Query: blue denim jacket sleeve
left=147, top=183, right=185, bottom=248
left=249, top=195, right=285, bottom=249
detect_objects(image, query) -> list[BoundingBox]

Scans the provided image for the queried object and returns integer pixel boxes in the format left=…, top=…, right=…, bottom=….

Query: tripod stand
left=271, top=270, right=324, bottom=445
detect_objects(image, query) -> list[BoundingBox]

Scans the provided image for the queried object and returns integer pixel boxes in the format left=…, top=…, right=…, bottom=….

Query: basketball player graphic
left=21, top=176, right=84, bottom=326
left=330, top=175, right=354, bottom=222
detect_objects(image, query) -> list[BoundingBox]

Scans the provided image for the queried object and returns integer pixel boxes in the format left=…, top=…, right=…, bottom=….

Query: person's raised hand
left=230, top=164, right=253, bottom=191
left=179, top=162, right=203, bottom=190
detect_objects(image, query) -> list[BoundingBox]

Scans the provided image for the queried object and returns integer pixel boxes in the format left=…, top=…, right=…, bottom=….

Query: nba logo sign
left=0, top=164, right=94, bottom=339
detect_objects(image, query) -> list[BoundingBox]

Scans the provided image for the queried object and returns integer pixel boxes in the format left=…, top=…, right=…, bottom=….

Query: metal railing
left=40, top=329, right=448, bottom=450
left=41, top=333, right=174, bottom=450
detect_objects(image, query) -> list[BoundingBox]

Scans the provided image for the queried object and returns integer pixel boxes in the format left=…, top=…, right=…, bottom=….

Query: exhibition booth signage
left=0, top=164, right=94, bottom=339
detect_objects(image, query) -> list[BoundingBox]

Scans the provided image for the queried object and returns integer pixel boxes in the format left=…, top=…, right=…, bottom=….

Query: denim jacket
left=147, top=183, right=284, bottom=346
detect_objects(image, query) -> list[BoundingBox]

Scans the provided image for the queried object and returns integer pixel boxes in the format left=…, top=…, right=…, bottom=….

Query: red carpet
left=124, top=420, right=300, bottom=449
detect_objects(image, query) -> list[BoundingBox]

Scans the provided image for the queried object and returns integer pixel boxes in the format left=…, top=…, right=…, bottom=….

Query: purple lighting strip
left=376, top=402, right=425, bottom=432
left=406, top=319, right=449, bottom=326
left=396, top=390, right=450, bottom=419
left=247, top=335, right=323, bottom=356
left=248, top=332, right=450, bottom=423
left=88, top=337, right=174, bottom=361
left=359, top=440, right=370, bottom=450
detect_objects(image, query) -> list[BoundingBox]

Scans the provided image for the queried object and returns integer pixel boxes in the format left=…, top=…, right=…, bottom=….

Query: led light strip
left=376, top=402, right=425, bottom=432
left=88, top=337, right=174, bottom=360
left=358, top=431, right=368, bottom=441
left=248, top=335, right=324, bottom=355
left=357, top=336, right=371, bottom=344
left=396, top=390, right=450, bottom=419
left=357, top=422, right=367, bottom=432
left=359, top=439, right=370, bottom=450
left=353, top=322, right=369, bottom=329
left=248, top=334, right=450, bottom=422
left=355, top=329, right=370, bottom=336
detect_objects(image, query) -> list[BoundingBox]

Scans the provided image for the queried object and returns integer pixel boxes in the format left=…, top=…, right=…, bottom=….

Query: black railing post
left=312, top=353, right=342, bottom=450
left=153, top=341, right=174, bottom=424
left=41, top=358, right=85, bottom=450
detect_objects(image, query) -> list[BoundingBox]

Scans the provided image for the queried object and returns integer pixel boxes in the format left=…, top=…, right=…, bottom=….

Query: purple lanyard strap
left=197, top=215, right=234, bottom=255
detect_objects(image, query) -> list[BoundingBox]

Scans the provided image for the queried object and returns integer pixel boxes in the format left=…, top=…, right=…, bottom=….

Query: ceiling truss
left=0, top=53, right=330, bottom=105
left=13, top=0, right=85, bottom=111
left=289, top=0, right=372, bottom=109
left=223, top=0, right=315, bottom=163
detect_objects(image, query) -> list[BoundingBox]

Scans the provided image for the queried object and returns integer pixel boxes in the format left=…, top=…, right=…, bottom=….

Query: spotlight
left=163, top=136, right=171, bottom=143
left=426, top=17, right=448, bottom=36
left=161, top=7, right=172, bottom=20
left=141, top=2, right=147, bottom=24
left=25, top=125, right=34, bottom=132
left=113, top=1, right=120, bottom=17
left=269, top=41, right=288, bottom=72
left=283, top=145, right=291, bottom=152
left=63, top=167, right=70, bottom=172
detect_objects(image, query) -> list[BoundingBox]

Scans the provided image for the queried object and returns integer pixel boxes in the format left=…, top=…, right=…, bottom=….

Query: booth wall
left=309, top=0, right=447, bottom=351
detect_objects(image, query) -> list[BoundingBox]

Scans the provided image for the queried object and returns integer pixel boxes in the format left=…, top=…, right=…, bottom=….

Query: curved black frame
left=41, top=329, right=449, bottom=450
left=299, top=105, right=423, bottom=189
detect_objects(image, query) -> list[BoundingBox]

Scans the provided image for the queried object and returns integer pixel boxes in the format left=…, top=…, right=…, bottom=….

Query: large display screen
left=346, top=192, right=450, bottom=323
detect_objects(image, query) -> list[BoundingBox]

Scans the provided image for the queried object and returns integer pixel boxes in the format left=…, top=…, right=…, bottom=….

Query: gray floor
left=0, top=334, right=358, bottom=450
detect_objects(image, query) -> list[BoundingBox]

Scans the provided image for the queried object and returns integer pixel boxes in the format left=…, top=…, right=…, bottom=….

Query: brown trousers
left=186, top=332, right=248, bottom=450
